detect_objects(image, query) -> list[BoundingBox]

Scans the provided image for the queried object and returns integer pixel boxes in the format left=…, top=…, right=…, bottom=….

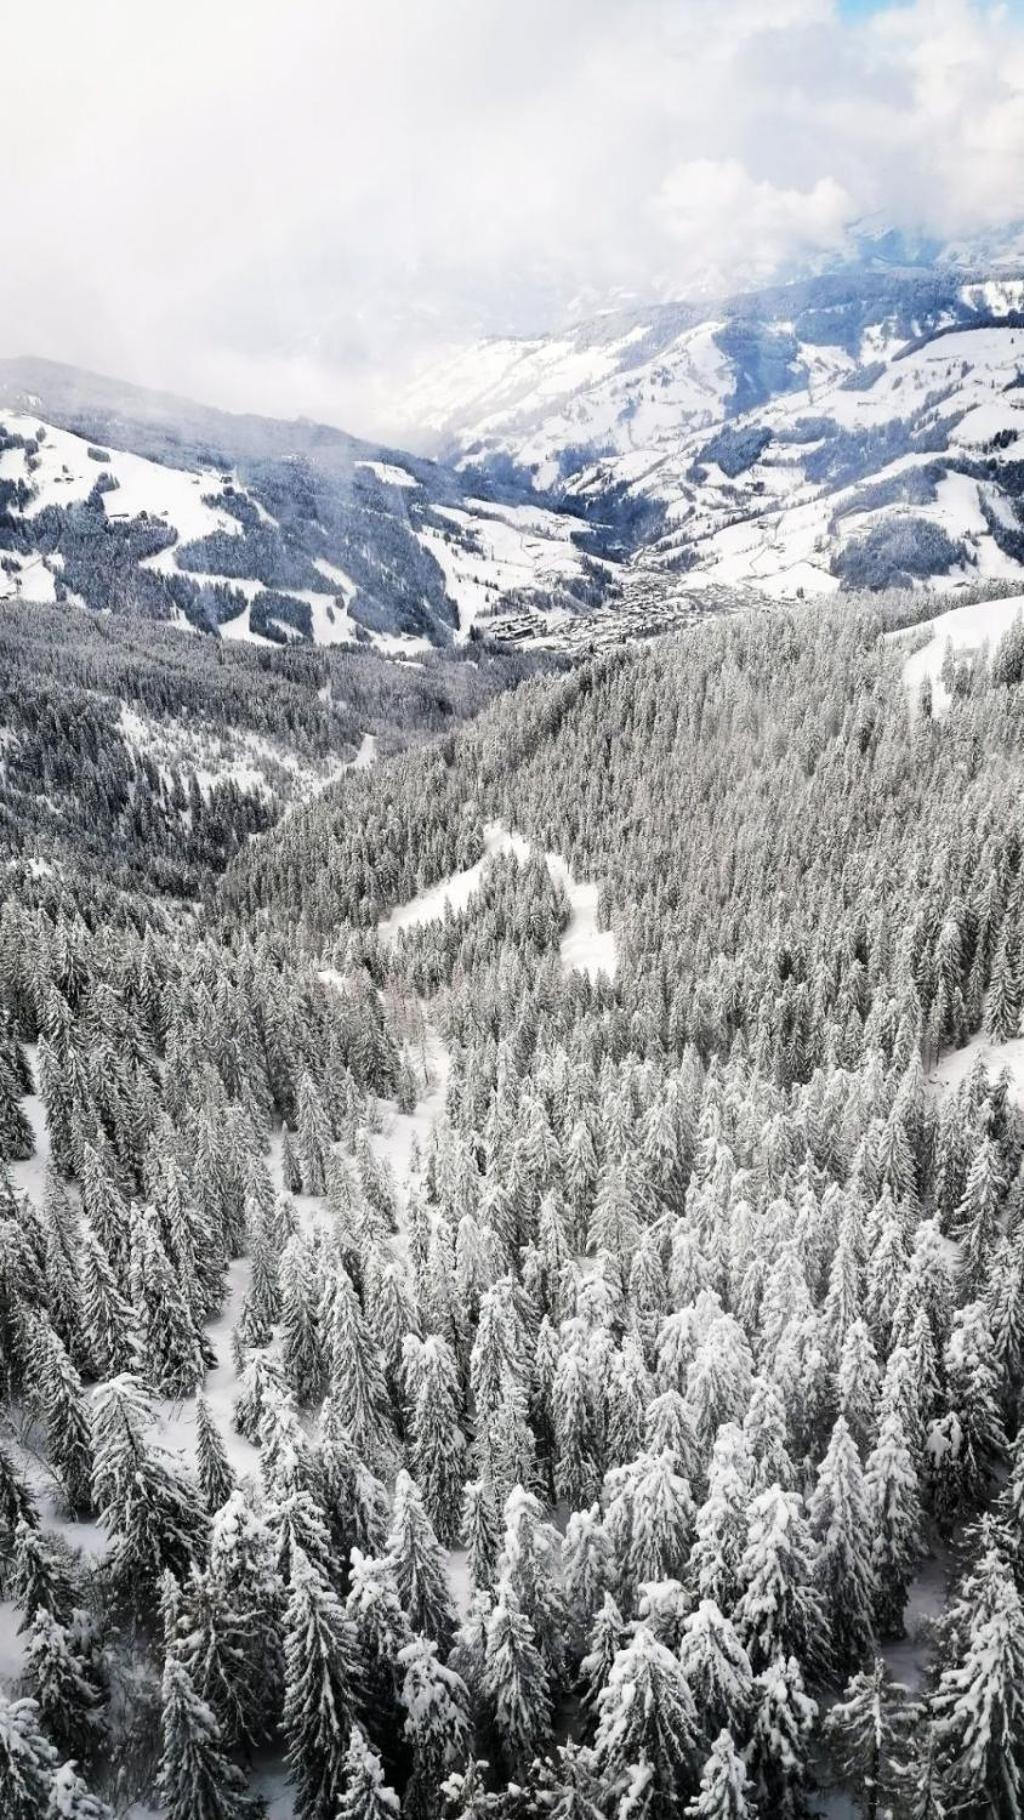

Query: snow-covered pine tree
left=593, top=1624, right=698, bottom=1818
left=461, top=1476, right=501, bottom=1593
left=282, top=1548, right=357, bottom=1820
left=865, top=1406, right=922, bottom=1637
left=734, top=1484, right=826, bottom=1676
left=824, top=1658, right=918, bottom=1820
left=483, top=1578, right=552, bottom=1775
left=398, top=1635, right=472, bottom=1820
left=0, top=1693, right=58, bottom=1820
left=195, top=1394, right=236, bottom=1516
left=404, top=1334, right=466, bottom=1545
left=677, top=1600, right=753, bottom=1750
left=931, top=1526, right=1024, bottom=1814
left=45, top=1760, right=115, bottom=1820
left=158, top=1653, right=252, bottom=1820
left=25, top=1606, right=103, bottom=1762
left=808, top=1414, right=877, bottom=1675
left=338, top=1725, right=400, bottom=1820
left=387, top=1468, right=456, bottom=1653
left=684, top=1730, right=754, bottom=1820
left=745, top=1653, right=817, bottom=1820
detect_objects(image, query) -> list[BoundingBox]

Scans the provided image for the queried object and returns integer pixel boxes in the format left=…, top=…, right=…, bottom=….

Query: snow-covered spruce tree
left=496, top=1484, right=567, bottom=1680
left=734, top=1484, right=826, bottom=1677
left=297, top=1072, right=334, bottom=1196
left=45, top=1760, right=115, bottom=1820
left=931, top=1525, right=1024, bottom=1814
left=0, top=1693, right=58, bottom=1820
left=387, top=1468, right=456, bottom=1653
left=824, top=1658, right=918, bottom=1820
left=90, top=1373, right=205, bottom=1614
left=13, top=1519, right=77, bottom=1629
left=561, top=1504, right=609, bottom=1658
left=79, top=1226, right=136, bottom=1379
left=745, top=1653, right=817, bottom=1820
left=685, top=1730, right=755, bottom=1820
left=158, top=1652, right=253, bottom=1820
left=25, top=1605, right=104, bottom=1762
left=627, top=1447, right=695, bottom=1588
left=327, top=1267, right=394, bottom=1472
left=461, top=1476, right=501, bottom=1594
left=689, top=1422, right=752, bottom=1613
left=37, top=1326, right=94, bottom=1517
left=593, top=1623, right=698, bottom=1816
left=808, top=1414, right=877, bottom=1677
left=484, top=1577, right=552, bottom=1776
left=398, top=1635, right=472, bottom=1820
left=282, top=1548, right=357, bottom=1820
left=338, top=1724, right=400, bottom=1820
left=203, top=1488, right=284, bottom=1749
left=578, top=1591, right=629, bottom=1729
left=865, top=1405, right=922, bottom=1638
left=403, top=1333, right=466, bottom=1545
left=195, top=1393, right=236, bottom=1516
left=677, top=1600, right=753, bottom=1751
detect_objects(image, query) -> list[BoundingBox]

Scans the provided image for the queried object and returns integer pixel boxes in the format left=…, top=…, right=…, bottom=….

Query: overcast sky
left=4, top=0, right=1024, bottom=443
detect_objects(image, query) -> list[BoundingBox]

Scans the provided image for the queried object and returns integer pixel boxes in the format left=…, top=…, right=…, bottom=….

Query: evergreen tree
left=38, top=1328, right=94, bottom=1517
left=195, top=1394, right=236, bottom=1516
left=685, top=1731, right=755, bottom=1820
left=404, top=1334, right=465, bottom=1546
left=46, top=1761, right=115, bottom=1820
left=746, top=1654, right=816, bottom=1819
left=338, top=1725, right=400, bottom=1820
left=399, top=1636, right=472, bottom=1820
left=282, top=1549, right=357, bottom=1820
left=735, top=1485, right=825, bottom=1675
left=26, top=1606, right=103, bottom=1761
left=158, top=1653, right=252, bottom=1820
left=825, top=1659, right=918, bottom=1820
left=932, top=1530, right=1024, bottom=1815
left=808, top=1415, right=877, bottom=1676
left=865, top=1407, right=922, bottom=1637
left=484, top=1579, right=552, bottom=1775
left=678, top=1600, right=753, bottom=1750
left=461, top=1477, right=501, bottom=1593
left=593, top=1624, right=698, bottom=1818
left=387, top=1469, right=456, bottom=1653
left=0, top=1693, right=58, bottom=1820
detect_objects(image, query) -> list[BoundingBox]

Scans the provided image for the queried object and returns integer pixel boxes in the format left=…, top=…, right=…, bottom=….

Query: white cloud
left=2, top=0, right=1024, bottom=440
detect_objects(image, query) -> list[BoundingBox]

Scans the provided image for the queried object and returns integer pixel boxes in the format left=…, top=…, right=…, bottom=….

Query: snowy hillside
left=0, top=360, right=608, bottom=652
left=406, top=268, right=1024, bottom=604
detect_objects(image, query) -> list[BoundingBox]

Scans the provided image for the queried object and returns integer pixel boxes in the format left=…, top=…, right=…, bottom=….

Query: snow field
left=890, top=593, right=1024, bottom=717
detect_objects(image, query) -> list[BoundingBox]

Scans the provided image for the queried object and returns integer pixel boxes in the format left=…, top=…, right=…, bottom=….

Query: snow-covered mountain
left=0, top=358, right=607, bottom=653
left=10, top=256, right=1024, bottom=667
left=405, top=266, right=1024, bottom=609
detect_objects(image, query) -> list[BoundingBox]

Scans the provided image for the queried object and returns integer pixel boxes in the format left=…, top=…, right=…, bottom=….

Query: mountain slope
left=0, top=357, right=610, bottom=651
left=406, top=267, right=1024, bottom=605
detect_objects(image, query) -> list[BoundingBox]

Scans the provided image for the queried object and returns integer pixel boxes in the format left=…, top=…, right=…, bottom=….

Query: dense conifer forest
left=4, top=582, right=1024, bottom=1818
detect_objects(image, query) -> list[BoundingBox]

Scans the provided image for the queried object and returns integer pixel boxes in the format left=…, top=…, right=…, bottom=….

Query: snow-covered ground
left=890, top=593, right=1024, bottom=716
left=418, top=502, right=589, bottom=642
left=378, top=819, right=618, bottom=982
left=927, top=1029, right=1024, bottom=1109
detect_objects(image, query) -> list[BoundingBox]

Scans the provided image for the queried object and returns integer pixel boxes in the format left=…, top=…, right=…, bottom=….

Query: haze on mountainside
left=5, top=0, right=1024, bottom=443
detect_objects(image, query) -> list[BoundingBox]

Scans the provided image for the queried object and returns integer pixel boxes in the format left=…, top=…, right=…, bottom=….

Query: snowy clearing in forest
left=890, top=593, right=1024, bottom=716
left=927, top=1029, right=1024, bottom=1110
left=377, top=819, right=617, bottom=981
